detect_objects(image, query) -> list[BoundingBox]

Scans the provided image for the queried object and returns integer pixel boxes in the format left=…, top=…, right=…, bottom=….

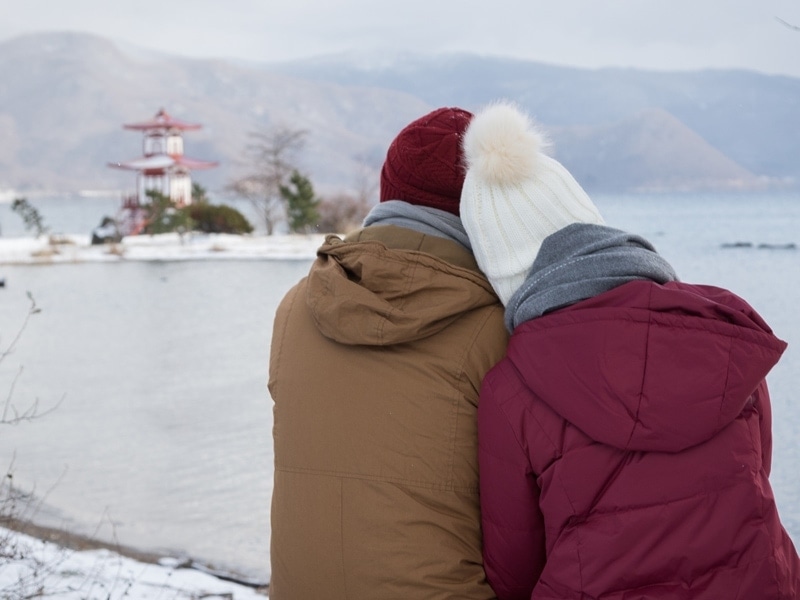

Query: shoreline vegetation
left=4, top=515, right=165, bottom=566
left=2, top=514, right=271, bottom=597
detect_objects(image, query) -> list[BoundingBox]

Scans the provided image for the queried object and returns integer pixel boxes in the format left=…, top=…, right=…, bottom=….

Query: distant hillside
left=550, top=108, right=760, bottom=192
left=0, top=32, right=430, bottom=195
left=0, top=32, right=798, bottom=196
left=272, top=53, right=800, bottom=189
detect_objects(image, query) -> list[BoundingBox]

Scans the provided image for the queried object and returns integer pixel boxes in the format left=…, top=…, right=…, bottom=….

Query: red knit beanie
left=379, top=107, right=473, bottom=216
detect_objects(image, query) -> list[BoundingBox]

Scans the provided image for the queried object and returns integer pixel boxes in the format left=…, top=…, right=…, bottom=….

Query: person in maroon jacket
left=459, top=100, right=800, bottom=600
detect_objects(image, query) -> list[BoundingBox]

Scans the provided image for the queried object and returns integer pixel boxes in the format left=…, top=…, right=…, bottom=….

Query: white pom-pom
left=463, top=101, right=548, bottom=185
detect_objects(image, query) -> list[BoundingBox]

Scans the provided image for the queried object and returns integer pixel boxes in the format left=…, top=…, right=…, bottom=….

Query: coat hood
left=305, top=229, right=499, bottom=346
left=507, top=280, right=787, bottom=453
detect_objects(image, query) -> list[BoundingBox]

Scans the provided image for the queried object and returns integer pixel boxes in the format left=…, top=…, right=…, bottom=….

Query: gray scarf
left=506, top=223, right=678, bottom=331
left=362, top=200, right=472, bottom=250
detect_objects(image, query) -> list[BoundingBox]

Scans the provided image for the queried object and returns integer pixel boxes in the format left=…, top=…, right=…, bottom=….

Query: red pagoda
left=109, top=108, right=218, bottom=234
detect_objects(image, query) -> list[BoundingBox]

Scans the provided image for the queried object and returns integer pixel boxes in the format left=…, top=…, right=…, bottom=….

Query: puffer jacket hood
left=507, top=279, right=787, bottom=453
left=307, top=228, right=499, bottom=346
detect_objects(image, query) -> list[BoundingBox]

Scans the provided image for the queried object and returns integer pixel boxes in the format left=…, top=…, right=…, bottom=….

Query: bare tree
left=1, top=293, right=65, bottom=600
left=2, top=293, right=63, bottom=431
left=315, top=151, right=380, bottom=234
left=317, top=193, right=373, bottom=234
left=227, top=125, right=308, bottom=235
left=351, top=151, right=381, bottom=208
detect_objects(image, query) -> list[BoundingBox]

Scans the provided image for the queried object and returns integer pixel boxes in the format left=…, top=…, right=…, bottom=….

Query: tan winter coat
left=268, top=225, right=508, bottom=599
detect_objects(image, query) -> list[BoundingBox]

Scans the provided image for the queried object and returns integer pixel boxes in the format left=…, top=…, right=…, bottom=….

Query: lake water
left=0, top=192, right=799, bottom=581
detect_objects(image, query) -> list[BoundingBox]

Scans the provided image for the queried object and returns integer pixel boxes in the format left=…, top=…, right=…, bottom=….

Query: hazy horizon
left=2, top=0, right=799, bottom=77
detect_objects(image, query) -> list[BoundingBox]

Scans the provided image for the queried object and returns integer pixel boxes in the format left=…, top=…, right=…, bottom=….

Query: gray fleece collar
left=506, top=223, right=678, bottom=331
left=363, top=200, right=471, bottom=251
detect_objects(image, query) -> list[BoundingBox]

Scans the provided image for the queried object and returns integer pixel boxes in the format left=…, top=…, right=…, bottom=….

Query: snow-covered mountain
left=1, top=31, right=798, bottom=196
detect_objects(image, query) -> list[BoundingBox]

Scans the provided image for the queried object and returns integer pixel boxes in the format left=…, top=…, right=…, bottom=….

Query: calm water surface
left=0, top=258, right=307, bottom=579
left=0, top=192, right=798, bottom=580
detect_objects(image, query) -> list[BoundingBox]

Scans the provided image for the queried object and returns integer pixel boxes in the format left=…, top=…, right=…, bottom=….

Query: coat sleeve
left=753, top=379, right=773, bottom=475
left=268, top=282, right=302, bottom=400
left=479, top=364, right=547, bottom=600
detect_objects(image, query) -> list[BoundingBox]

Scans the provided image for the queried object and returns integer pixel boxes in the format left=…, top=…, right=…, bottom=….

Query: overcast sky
left=2, top=0, right=800, bottom=77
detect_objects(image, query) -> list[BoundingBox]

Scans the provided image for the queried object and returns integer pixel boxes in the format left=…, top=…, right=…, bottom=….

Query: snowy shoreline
left=0, top=232, right=327, bottom=265
left=1, top=522, right=269, bottom=598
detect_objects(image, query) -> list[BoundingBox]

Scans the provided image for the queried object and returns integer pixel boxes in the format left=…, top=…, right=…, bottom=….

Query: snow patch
left=0, top=526, right=266, bottom=599
left=0, top=232, right=328, bottom=264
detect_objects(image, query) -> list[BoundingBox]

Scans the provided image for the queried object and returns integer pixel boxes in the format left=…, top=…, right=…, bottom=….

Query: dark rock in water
left=720, top=241, right=796, bottom=250
left=757, top=243, right=797, bottom=250
left=91, top=216, right=123, bottom=245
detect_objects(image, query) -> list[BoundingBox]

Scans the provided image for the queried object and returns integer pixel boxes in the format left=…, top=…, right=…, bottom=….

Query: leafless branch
left=776, top=16, right=800, bottom=31
left=228, top=124, right=309, bottom=234
left=0, top=292, right=40, bottom=365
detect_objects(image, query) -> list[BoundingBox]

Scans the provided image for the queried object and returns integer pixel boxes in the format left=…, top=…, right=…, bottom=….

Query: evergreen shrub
left=188, top=203, right=254, bottom=234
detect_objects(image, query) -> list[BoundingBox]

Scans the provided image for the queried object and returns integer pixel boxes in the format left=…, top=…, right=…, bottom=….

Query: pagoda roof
left=123, top=108, right=203, bottom=132
left=109, top=155, right=218, bottom=171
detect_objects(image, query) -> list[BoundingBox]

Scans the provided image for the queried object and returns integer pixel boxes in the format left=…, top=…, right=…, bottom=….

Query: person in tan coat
left=268, top=107, right=509, bottom=599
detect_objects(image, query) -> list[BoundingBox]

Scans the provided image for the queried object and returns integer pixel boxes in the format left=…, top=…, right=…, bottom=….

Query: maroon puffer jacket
left=479, top=280, right=799, bottom=599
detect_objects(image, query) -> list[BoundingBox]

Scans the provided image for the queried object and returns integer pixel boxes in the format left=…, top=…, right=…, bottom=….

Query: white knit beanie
left=460, top=101, right=605, bottom=305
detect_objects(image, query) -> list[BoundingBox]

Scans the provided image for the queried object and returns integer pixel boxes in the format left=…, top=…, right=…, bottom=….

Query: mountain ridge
left=1, top=31, right=797, bottom=196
